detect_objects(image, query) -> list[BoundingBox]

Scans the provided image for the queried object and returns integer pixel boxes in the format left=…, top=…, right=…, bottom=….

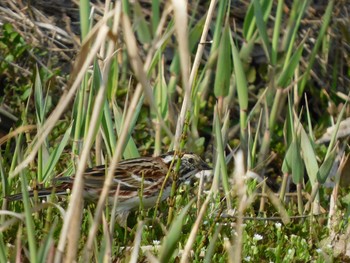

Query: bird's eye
left=188, top=158, right=195, bottom=164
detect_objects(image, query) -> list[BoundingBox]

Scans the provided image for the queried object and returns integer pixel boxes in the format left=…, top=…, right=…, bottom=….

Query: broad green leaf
left=159, top=200, right=194, bottom=262
left=79, top=0, right=91, bottom=40
left=38, top=220, right=57, bottom=262
left=20, top=172, right=37, bottom=263
left=153, top=58, right=168, bottom=119
left=34, top=66, right=44, bottom=124
left=113, top=101, right=140, bottom=159
left=318, top=145, right=337, bottom=184
left=282, top=95, right=296, bottom=174
left=243, top=1, right=255, bottom=40
left=151, top=0, right=160, bottom=34
left=43, top=124, right=73, bottom=182
left=134, top=2, right=152, bottom=44
left=84, top=60, right=101, bottom=137
left=243, top=0, right=273, bottom=41
left=101, top=101, right=116, bottom=158
left=231, top=34, right=249, bottom=144
left=284, top=95, right=294, bottom=146
left=282, top=144, right=293, bottom=174
left=277, top=43, right=304, bottom=87
left=282, top=0, right=308, bottom=68
left=291, top=137, right=304, bottom=184
left=300, top=126, right=318, bottom=185
left=214, top=24, right=232, bottom=98
left=211, top=0, right=228, bottom=51
left=34, top=66, right=51, bottom=182
left=231, top=40, right=248, bottom=111
left=299, top=0, right=334, bottom=94
left=271, top=0, right=284, bottom=64
left=107, top=58, right=119, bottom=101
left=239, top=36, right=256, bottom=64
left=189, top=17, right=205, bottom=51
left=253, top=0, right=272, bottom=62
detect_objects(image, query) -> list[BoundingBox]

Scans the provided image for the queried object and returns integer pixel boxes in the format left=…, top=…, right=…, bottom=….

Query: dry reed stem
left=171, top=0, right=191, bottom=150
left=180, top=193, right=211, bottom=263
left=130, top=221, right=144, bottom=263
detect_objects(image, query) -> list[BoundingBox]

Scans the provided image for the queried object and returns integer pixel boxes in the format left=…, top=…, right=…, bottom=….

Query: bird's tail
left=6, top=182, right=72, bottom=202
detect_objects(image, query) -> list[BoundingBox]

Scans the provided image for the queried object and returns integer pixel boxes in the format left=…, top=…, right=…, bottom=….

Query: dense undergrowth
left=0, top=0, right=350, bottom=262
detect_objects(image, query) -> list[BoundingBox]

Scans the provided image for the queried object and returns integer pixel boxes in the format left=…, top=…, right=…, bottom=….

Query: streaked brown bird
left=7, top=151, right=211, bottom=225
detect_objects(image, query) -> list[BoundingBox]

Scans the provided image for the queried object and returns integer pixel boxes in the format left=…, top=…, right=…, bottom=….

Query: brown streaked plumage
left=7, top=151, right=211, bottom=225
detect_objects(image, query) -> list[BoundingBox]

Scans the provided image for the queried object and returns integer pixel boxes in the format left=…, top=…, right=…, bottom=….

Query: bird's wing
left=81, top=156, right=170, bottom=191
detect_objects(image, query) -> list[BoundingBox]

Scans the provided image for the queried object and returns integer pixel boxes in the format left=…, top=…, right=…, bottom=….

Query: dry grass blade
left=102, top=214, right=112, bottom=262
left=317, top=117, right=350, bottom=144
left=122, top=10, right=173, bottom=139
left=232, top=150, right=246, bottom=263
left=122, top=14, right=153, bottom=98
left=171, top=0, right=191, bottom=150
left=0, top=211, right=24, bottom=232
left=189, top=0, right=217, bottom=87
left=130, top=221, right=144, bottom=263
left=224, top=238, right=235, bottom=263
left=109, top=183, right=121, bottom=236
left=328, top=152, right=347, bottom=231
left=265, top=187, right=290, bottom=225
left=0, top=125, right=36, bottom=146
left=145, top=251, right=160, bottom=263
left=180, top=193, right=211, bottom=263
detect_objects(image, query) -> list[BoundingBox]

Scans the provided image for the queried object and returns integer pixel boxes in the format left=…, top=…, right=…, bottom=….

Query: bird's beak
left=200, top=160, right=211, bottom=171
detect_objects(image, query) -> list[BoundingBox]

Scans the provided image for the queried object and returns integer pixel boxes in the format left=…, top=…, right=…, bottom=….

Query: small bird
left=7, top=151, right=211, bottom=225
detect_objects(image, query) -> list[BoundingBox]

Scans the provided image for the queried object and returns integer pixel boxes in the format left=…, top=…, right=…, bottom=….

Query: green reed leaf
left=214, top=24, right=232, bottom=98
